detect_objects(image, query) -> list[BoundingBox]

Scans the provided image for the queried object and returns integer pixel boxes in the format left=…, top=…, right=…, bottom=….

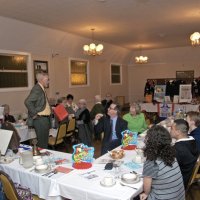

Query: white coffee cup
left=35, top=158, right=44, bottom=166
left=135, top=155, right=142, bottom=164
left=103, top=176, right=114, bottom=186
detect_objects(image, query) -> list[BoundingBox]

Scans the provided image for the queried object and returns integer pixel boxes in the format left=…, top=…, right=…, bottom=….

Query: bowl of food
left=109, top=150, right=124, bottom=159
left=121, top=173, right=140, bottom=184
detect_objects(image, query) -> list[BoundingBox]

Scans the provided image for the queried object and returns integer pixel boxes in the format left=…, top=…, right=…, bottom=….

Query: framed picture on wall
left=176, top=70, right=194, bottom=79
left=33, top=60, right=48, bottom=84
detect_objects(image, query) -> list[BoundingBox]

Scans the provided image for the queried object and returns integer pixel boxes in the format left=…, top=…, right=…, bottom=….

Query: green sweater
left=123, top=113, right=147, bottom=133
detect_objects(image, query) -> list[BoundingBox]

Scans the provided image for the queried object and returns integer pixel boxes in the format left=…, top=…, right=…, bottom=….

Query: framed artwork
left=33, top=60, right=48, bottom=84
left=179, top=84, right=192, bottom=103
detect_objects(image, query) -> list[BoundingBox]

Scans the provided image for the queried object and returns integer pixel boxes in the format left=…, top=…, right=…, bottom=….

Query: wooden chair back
left=48, top=123, right=67, bottom=148
left=186, top=156, right=200, bottom=191
left=66, top=118, right=76, bottom=137
left=0, top=170, right=21, bottom=200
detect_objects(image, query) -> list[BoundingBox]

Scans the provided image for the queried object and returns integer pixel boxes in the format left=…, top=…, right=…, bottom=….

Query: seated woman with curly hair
left=140, top=125, right=185, bottom=200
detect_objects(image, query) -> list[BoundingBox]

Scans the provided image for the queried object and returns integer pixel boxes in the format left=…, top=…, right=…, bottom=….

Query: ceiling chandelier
left=190, top=32, right=200, bottom=46
left=135, top=47, right=148, bottom=64
left=83, top=28, right=104, bottom=56
left=135, top=55, right=148, bottom=64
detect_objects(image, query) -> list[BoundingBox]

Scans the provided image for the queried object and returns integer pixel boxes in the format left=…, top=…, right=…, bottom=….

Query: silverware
left=48, top=170, right=58, bottom=178
left=120, top=182, right=138, bottom=189
left=42, top=170, right=55, bottom=176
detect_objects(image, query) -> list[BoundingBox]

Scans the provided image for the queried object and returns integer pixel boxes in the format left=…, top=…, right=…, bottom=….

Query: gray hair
left=36, top=70, right=48, bottom=82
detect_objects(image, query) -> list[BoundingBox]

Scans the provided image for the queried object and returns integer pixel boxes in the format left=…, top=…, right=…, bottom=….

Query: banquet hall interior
left=0, top=0, right=200, bottom=199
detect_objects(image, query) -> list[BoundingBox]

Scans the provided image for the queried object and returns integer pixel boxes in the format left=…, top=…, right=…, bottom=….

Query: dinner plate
left=121, top=176, right=140, bottom=184
left=100, top=179, right=116, bottom=187
left=34, top=165, right=51, bottom=174
left=0, top=157, right=14, bottom=164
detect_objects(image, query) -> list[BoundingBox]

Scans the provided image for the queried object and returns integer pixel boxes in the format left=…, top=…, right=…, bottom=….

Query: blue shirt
left=111, top=116, right=118, bottom=140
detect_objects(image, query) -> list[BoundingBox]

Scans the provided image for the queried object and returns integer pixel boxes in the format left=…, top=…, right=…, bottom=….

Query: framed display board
left=0, top=129, right=13, bottom=155
left=176, top=70, right=194, bottom=79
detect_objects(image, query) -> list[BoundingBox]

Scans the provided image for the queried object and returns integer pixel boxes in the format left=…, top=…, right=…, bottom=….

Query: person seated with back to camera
left=186, top=111, right=200, bottom=153
left=140, top=125, right=185, bottom=200
left=170, top=119, right=199, bottom=189
left=90, top=95, right=105, bottom=141
left=2, top=104, right=16, bottom=123
left=94, top=103, right=127, bottom=155
left=123, top=102, right=147, bottom=134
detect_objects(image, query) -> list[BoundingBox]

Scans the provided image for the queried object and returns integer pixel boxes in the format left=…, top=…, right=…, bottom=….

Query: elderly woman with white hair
left=75, top=99, right=92, bottom=146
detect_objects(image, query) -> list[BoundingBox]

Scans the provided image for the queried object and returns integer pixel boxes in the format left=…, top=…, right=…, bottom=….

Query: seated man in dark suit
left=2, top=104, right=16, bottom=123
left=170, top=119, right=199, bottom=188
left=94, top=103, right=127, bottom=155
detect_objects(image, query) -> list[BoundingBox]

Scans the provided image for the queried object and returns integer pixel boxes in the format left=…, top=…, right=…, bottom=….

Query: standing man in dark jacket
left=170, top=119, right=199, bottom=188
left=94, top=103, right=127, bottom=155
left=24, top=71, right=51, bottom=148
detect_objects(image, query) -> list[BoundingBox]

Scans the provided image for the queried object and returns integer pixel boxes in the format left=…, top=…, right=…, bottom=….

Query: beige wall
left=128, top=46, right=200, bottom=102
left=0, top=16, right=131, bottom=116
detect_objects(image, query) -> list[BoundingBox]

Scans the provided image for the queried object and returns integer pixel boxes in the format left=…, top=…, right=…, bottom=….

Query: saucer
left=121, top=176, right=140, bottom=184
left=100, top=179, right=116, bottom=187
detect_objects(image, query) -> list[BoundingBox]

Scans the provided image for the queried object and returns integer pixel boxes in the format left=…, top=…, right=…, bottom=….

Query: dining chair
left=186, top=157, right=200, bottom=199
left=65, top=118, right=76, bottom=139
left=48, top=123, right=67, bottom=149
left=0, top=170, right=40, bottom=200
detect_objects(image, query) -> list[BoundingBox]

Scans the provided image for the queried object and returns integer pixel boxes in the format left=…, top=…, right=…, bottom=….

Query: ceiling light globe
left=83, top=45, right=89, bottom=51
left=97, top=44, right=104, bottom=51
left=90, top=43, right=96, bottom=50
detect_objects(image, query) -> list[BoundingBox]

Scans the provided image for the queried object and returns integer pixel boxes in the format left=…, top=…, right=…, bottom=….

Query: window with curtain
left=70, top=59, right=89, bottom=86
left=0, top=54, right=28, bottom=88
left=111, top=63, right=122, bottom=84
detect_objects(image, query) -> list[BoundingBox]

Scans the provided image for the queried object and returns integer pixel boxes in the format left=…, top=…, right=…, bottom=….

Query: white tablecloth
left=15, top=126, right=58, bottom=142
left=0, top=148, right=143, bottom=200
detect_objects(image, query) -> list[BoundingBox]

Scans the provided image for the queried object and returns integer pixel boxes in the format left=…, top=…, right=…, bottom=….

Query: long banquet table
left=0, top=146, right=144, bottom=200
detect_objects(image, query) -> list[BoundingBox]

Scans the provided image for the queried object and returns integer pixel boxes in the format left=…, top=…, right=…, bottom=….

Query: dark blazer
left=24, top=83, right=46, bottom=118
left=190, top=126, right=200, bottom=153
left=95, top=116, right=127, bottom=154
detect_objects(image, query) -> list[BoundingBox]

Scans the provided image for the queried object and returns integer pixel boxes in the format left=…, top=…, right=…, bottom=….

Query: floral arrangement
left=121, top=130, right=137, bottom=150
left=72, top=143, right=94, bottom=169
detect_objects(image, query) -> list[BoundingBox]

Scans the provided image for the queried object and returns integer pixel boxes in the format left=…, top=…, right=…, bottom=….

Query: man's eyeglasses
left=109, top=106, right=116, bottom=110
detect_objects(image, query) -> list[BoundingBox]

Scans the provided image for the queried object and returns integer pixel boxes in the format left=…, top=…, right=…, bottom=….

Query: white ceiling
left=0, top=0, right=200, bottom=50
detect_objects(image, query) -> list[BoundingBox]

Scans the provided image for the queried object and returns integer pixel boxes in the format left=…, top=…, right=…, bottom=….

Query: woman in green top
left=123, top=102, right=147, bottom=134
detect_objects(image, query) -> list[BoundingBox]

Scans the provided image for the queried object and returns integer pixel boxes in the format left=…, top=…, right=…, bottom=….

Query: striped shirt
left=143, top=159, right=185, bottom=200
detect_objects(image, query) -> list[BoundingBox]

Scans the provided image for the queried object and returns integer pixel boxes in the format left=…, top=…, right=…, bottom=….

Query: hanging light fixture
left=83, top=28, right=104, bottom=56
left=190, top=32, right=200, bottom=46
left=135, top=47, right=148, bottom=64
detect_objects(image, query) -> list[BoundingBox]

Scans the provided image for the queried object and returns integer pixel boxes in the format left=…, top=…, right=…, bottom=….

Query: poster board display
left=179, top=84, right=192, bottom=103
left=154, top=85, right=166, bottom=102
left=0, top=129, right=13, bottom=155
